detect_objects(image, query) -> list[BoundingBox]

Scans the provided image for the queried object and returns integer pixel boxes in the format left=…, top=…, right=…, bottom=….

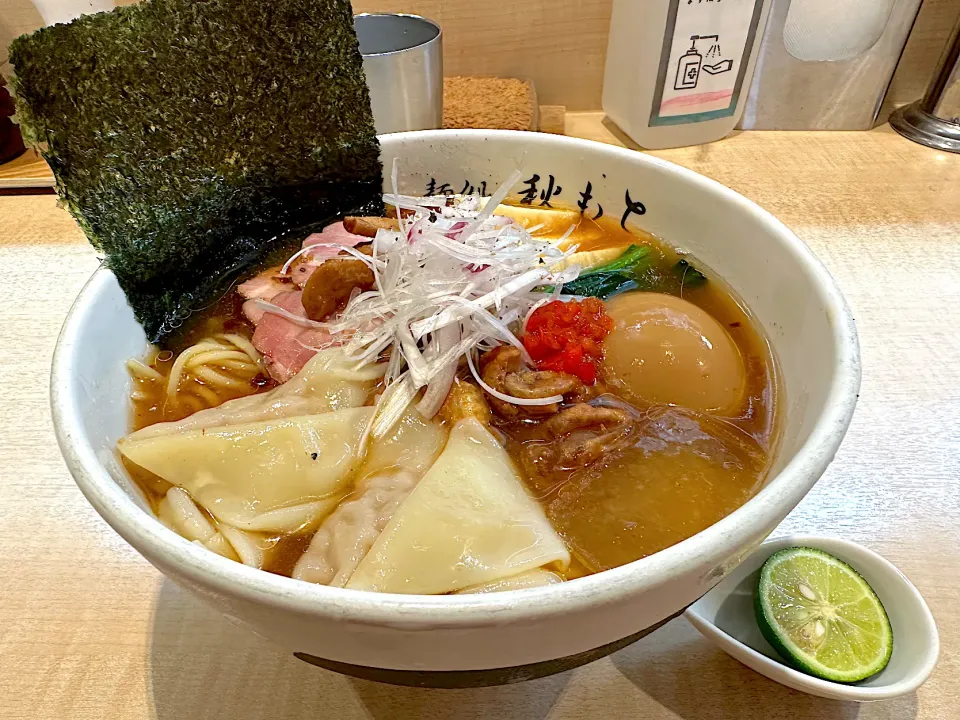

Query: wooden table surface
left=2, top=118, right=958, bottom=719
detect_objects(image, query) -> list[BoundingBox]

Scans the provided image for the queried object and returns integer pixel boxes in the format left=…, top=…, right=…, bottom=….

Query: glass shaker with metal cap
left=890, top=12, right=960, bottom=153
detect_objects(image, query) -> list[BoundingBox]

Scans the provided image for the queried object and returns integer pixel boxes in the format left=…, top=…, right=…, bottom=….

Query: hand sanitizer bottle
left=602, top=0, right=772, bottom=149
left=675, top=37, right=704, bottom=90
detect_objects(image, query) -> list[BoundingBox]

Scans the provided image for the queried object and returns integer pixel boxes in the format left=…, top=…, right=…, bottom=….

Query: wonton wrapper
left=128, top=348, right=384, bottom=440
left=119, top=407, right=373, bottom=532
left=293, top=469, right=419, bottom=586
left=158, top=486, right=240, bottom=562
left=346, top=417, right=570, bottom=594
left=158, top=486, right=275, bottom=568
left=361, top=406, right=448, bottom=478
left=293, top=409, right=449, bottom=586
left=457, top=568, right=563, bottom=594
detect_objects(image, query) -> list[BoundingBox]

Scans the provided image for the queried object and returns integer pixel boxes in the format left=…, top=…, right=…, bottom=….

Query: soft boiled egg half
left=602, top=292, right=746, bottom=414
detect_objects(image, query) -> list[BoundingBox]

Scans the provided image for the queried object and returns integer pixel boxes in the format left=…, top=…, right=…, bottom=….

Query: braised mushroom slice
left=480, top=347, right=583, bottom=418
left=520, top=402, right=639, bottom=487
left=542, top=404, right=636, bottom=468
left=301, top=258, right=375, bottom=321
left=343, top=216, right=401, bottom=237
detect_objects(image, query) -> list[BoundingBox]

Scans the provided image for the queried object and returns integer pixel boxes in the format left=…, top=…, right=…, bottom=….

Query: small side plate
left=684, top=535, right=939, bottom=702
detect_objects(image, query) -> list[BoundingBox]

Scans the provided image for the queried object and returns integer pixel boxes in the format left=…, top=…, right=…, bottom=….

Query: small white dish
left=684, top=535, right=939, bottom=702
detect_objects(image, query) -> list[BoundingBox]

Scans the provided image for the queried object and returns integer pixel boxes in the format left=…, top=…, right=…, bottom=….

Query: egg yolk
left=602, top=292, right=745, bottom=413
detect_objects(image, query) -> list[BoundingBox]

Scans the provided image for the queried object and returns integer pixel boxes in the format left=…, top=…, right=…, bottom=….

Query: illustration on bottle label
left=650, top=0, right=764, bottom=126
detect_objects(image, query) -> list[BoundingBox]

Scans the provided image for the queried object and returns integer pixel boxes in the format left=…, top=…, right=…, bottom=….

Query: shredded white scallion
left=272, top=166, right=588, bottom=436
left=249, top=299, right=338, bottom=331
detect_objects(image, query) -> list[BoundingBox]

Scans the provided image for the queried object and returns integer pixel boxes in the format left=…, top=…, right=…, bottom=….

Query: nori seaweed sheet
left=9, top=0, right=382, bottom=342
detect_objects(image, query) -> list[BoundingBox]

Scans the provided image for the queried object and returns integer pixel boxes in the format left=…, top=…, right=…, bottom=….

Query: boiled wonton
left=346, top=417, right=570, bottom=594
left=293, top=409, right=448, bottom=586
left=292, top=469, right=418, bottom=586
left=158, top=486, right=241, bottom=561
left=158, top=486, right=275, bottom=568
left=119, top=407, right=373, bottom=533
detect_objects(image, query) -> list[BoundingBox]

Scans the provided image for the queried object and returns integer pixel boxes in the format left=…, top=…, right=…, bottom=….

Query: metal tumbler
left=354, top=13, right=443, bottom=135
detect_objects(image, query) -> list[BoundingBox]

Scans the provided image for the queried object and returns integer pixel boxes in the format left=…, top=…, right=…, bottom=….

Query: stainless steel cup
left=354, top=13, right=443, bottom=135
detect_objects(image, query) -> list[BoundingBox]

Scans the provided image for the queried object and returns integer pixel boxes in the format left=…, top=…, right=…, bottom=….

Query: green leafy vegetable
left=674, top=259, right=707, bottom=289
left=9, top=0, right=382, bottom=342
left=591, top=245, right=651, bottom=274
left=562, top=244, right=654, bottom=299
left=562, top=273, right=638, bottom=299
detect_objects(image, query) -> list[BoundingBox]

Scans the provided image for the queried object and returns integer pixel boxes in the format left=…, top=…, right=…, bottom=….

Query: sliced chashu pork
left=237, top=221, right=370, bottom=381
left=245, top=290, right=335, bottom=382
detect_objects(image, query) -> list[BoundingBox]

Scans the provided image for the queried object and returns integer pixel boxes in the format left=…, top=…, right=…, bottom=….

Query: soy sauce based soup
left=122, top=201, right=780, bottom=589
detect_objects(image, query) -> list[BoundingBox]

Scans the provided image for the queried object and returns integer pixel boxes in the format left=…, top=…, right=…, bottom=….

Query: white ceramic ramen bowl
left=50, top=130, right=861, bottom=687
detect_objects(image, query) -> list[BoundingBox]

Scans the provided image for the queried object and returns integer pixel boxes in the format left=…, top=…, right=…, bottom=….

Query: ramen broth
left=123, top=206, right=780, bottom=584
